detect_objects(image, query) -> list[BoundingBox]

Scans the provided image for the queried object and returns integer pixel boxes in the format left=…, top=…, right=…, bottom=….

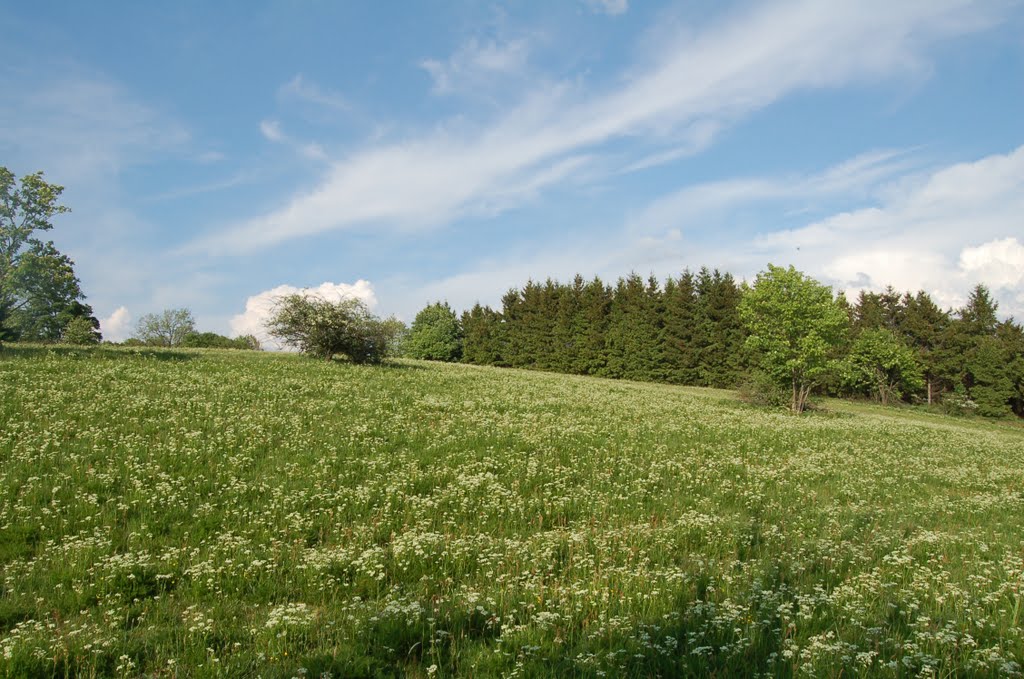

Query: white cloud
left=229, top=280, right=377, bottom=348
left=279, top=74, right=350, bottom=112
left=420, top=37, right=531, bottom=95
left=959, top=238, right=1024, bottom=289
left=584, top=0, right=629, bottom=16
left=630, top=148, right=915, bottom=235
left=100, top=306, right=132, bottom=342
left=641, top=144, right=1024, bottom=317
left=259, top=119, right=284, bottom=142
left=405, top=144, right=1024, bottom=323
left=194, top=0, right=1002, bottom=254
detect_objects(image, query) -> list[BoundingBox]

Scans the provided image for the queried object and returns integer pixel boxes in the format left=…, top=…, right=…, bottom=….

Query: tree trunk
left=927, top=379, right=933, bottom=405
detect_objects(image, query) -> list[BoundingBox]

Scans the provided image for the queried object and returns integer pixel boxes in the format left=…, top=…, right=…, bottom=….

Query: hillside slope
left=1, top=346, right=1022, bottom=677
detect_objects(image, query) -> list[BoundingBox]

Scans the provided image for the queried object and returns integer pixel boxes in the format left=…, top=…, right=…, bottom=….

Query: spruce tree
left=662, top=271, right=700, bottom=384
left=462, top=303, right=503, bottom=365
left=899, top=291, right=951, bottom=404
left=574, top=277, right=610, bottom=375
left=694, top=269, right=746, bottom=387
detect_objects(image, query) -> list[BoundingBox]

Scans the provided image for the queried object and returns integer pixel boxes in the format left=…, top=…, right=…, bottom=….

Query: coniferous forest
left=409, top=270, right=1024, bottom=418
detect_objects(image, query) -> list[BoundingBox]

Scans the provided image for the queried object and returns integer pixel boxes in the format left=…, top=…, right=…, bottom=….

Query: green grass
left=1, top=345, right=1023, bottom=677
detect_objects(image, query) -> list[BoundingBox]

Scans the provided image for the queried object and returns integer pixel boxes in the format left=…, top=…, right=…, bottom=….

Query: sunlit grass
left=1, top=345, right=1022, bottom=677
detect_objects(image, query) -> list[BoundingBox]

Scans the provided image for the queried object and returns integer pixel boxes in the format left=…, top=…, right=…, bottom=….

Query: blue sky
left=1, top=0, right=1023, bottom=341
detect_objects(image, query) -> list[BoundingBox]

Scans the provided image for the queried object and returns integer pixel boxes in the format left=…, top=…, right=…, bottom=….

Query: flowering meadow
left=1, top=346, right=1023, bottom=677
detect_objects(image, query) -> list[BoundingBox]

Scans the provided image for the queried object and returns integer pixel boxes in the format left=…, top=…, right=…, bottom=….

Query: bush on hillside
left=267, top=294, right=389, bottom=364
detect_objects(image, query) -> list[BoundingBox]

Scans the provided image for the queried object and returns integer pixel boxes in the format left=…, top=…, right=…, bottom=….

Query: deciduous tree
left=134, top=308, right=196, bottom=347
left=267, top=294, right=389, bottom=364
left=405, top=301, right=463, bottom=362
left=1, top=167, right=89, bottom=345
left=739, top=264, right=849, bottom=413
left=841, top=329, right=924, bottom=405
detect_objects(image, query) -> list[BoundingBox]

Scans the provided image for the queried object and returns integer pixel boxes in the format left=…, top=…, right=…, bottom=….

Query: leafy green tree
left=739, top=265, right=849, bottom=414
left=267, top=294, right=389, bottom=363
left=0, top=167, right=91, bottom=345
left=60, top=316, right=101, bottom=345
left=4, top=243, right=94, bottom=341
left=134, top=308, right=196, bottom=347
left=841, top=329, right=924, bottom=405
left=405, top=301, right=463, bottom=362
left=378, top=316, right=408, bottom=358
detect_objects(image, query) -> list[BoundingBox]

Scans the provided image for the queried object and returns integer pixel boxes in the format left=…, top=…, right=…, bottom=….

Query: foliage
left=267, top=293, right=389, bottom=364
left=461, top=303, right=504, bottom=365
left=449, top=269, right=1018, bottom=419
left=962, top=336, right=1014, bottom=417
left=60, top=316, right=101, bottom=345
left=736, top=369, right=789, bottom=408
left=1, top=346, right=1023, bottom=676
left=739, top=264, right=849, bottom=413
left=134, top=308, right=196, bottom=347
left=405, top=301, right=463, bottom=361
left=378, top=316, right=408, bottom=358
left=180, top=331, right=261, bottom=350
left=840, top=329, right=924, bottom=404
left=0, top=166, right=94, bottom=345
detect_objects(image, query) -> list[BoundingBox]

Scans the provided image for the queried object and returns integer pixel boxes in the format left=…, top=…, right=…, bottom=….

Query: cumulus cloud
left=193, top=0, right=1002, bottom=254
left=100, top=306, right=132, bottom=342
left=229, top=280, right=377, bottom=348
left=959, top=238, right=1024, bottom=289
left=625, top=144, right=1024, bottom=318
left=405, top=144, right=1024, bottom=323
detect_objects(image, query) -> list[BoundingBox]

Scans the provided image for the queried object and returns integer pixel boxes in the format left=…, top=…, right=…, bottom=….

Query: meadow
left=1, top=345, right=1022, bottom=677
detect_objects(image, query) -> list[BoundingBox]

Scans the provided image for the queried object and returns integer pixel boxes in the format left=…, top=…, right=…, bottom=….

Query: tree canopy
left=1, top=166, right=96, bottom=344
left=739, top=264, right=849, bottom=413
left=405, top=301, right=463, bottom=361
left=267, top=294, right=390, bottom=364
left=134, top=308, right=196, bottom=347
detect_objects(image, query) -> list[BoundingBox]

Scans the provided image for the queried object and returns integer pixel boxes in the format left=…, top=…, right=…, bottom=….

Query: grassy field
left=1, top=345, right=1023, bottom=678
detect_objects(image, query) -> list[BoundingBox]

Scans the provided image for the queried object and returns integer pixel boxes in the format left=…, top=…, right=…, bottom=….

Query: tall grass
left=1, top=345, right=1022, bottom=677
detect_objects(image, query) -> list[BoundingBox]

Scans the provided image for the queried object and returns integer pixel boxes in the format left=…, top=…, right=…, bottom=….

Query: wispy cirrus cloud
left=258, top=119, right=327, bottom=160
left=420, top=37, right=532, bottom=95
left=191, top=0, right=1006, bottom=255
left=278, top=74, right=351, bottom=112
left=398, top=144, right=1024, bottom=321
left=584, top=0, right=629, bottom=16
left=0, top=66, right=189, bottom=182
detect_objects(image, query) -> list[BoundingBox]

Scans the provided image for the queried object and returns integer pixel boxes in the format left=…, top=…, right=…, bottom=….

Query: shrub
left=267, top=294, right=389, bottom=364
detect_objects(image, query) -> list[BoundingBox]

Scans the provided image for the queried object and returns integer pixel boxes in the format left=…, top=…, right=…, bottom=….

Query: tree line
left=5, top=164, right=1022, bottom=417
left=405, top=269, right=1024, bottom=418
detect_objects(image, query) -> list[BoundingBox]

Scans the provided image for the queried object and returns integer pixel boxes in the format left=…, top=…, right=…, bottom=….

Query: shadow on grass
left=0, top=343, right=195, bottom=362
